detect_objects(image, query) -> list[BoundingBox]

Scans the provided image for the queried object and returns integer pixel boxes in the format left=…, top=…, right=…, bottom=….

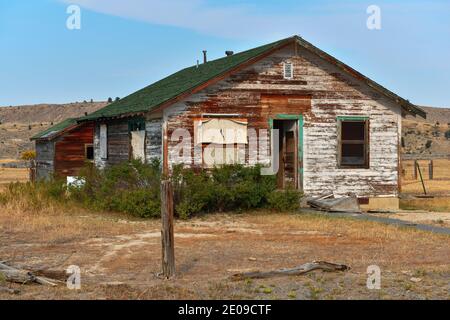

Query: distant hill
left=402, top=106, right=450, bottom=158
left=0, top=102, right=449, bottom=160
left=0, top=102, right=107, bottom=159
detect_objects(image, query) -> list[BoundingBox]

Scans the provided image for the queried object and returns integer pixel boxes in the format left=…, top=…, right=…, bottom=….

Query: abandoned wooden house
left=31, top=118, right=94, bottom=180
left=35, top=35, right=426, bottom=209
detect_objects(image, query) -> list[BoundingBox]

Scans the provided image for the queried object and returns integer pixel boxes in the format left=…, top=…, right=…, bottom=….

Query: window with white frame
left=283, top=62, right=293, bottom=79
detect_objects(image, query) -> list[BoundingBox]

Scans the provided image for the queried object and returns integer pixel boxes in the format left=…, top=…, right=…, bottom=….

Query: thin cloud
left=59, top=0, right=336, bottom=39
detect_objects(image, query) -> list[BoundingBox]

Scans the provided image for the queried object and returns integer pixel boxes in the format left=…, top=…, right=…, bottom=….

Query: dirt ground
left=378, top=210, right=450, bottom=228
left=0, top=206, right=449, bottom=300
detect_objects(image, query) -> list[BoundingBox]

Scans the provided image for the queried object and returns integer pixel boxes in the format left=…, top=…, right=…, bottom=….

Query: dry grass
left=0, top=167, right=29, bottom=191
left=0, top=200, right=449, bottom=299
left=401, top=159, right=450, bottom=195
left=400, top=197, right=450, bottom=212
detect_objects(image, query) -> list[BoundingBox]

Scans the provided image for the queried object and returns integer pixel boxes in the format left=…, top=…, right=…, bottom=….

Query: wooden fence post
left=413, top=160, right=418, bottom=180
left=416, top=161, right=427, bottom=195
left=429, top=160, right=433, bottom=180
left=161, top=180, right=175, bottom=278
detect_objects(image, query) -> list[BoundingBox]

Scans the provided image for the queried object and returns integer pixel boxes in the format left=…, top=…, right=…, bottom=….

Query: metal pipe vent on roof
left=202, top=50, right=207, bottom=63
left=225, top=51, right=234, bottom=56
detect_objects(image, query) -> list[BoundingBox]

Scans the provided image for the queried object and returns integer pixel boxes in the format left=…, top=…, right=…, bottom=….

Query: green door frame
left=269, top=114, right=304, bottom=190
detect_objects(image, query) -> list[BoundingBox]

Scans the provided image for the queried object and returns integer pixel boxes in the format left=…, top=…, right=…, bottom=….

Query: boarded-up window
left=195, top=118, right=248, bottom=144
left=99, top=124, right=108, bottom=160
left=338, top=119, right=369, bottom=168
left=131, top=130, right=146, bottom=161
left=194, top=118, right=247, bottom=167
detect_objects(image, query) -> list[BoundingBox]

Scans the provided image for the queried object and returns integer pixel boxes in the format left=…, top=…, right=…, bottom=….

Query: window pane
left=86, top=146, right=94, bottom=160
left=341, top=143, right=364, bottom=165
left=342, top=121, right=365, bottom=140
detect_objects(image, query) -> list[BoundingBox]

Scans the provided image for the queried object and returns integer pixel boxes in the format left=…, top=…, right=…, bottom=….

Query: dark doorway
left=273, top=119, right=299, bottom=189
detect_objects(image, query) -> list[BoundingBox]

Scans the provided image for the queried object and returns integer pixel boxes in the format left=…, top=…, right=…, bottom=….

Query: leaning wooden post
left=416, top=161, right=427, bottom=195
left=160, top=180, right=175, bottom=278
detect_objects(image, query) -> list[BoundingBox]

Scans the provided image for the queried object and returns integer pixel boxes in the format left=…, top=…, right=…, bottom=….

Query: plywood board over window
left=99, top=124, right=108, bottom=160
left=131, top=130, right=146, bottom=161
left=194, top=117, right=248, bottom=167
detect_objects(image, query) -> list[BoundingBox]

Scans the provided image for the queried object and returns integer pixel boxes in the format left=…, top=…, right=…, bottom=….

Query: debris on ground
left=306, top=194, right=361, bottom=213
left=231, top=261, right=350, bottom=280
left=0, top=261, right=63, bottom=286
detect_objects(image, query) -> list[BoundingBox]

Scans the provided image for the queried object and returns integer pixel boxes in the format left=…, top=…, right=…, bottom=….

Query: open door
left=273, top=119, right=300, bottom=190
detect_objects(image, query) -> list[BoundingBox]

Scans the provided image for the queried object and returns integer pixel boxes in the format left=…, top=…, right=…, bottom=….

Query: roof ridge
left=78, top=36, right=296, bottom=121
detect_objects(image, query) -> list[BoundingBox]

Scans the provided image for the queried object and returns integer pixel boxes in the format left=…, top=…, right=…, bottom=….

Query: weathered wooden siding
left=93, top=118, right=163, bottom=168
left=162, top=43, right=401, bottom=197
left=93, top=119, right=130, bottom=167
left=93, top=123, right=106, bottom=169
left=53, top=123, right=94, bottom=177
left=35, top=141, right=55, bottom=180
left=145, top=119, right=163, bottom=162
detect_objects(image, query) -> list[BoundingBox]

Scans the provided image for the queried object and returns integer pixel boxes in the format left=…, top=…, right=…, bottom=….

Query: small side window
left=338, top=119, right=369, bottom=168
left=283, top=62, right=293, bottom=79
left=85, top=144, right=94, bottom=161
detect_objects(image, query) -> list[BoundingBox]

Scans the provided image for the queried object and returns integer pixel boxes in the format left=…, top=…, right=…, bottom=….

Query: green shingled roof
left=31, top=118, right=78, bottom=140
left=77, top=35, right=425, bottom=121
left=79, top=37, right=292, bottom=121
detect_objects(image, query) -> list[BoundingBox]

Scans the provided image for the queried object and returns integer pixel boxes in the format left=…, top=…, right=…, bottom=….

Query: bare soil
left=0, top=208, right=449, bottom=300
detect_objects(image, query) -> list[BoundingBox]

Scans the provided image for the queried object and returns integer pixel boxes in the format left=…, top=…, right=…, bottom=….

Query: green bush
left=171, top=164, right=301, bottom=218
left=445, top=130, right=450, bottom=139
left=267, top=188, right=302, bottom=212
left=70, top=159, right=161, bottom=218
left=1, top=160, right=303, bottom=218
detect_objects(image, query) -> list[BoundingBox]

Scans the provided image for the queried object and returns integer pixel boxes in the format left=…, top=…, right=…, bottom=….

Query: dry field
left=401, top=159, right=450, bottom=195
left=0, top=166, right=28, bottom=191
left=0, top=201, right=449, bottom=300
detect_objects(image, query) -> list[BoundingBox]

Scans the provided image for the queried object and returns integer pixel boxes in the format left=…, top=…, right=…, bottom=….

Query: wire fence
left=401, top=158, right=450, bottom=195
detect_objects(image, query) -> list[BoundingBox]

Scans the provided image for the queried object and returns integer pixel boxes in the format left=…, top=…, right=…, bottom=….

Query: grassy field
left=0, top=167, right=28, bottom=191
left=401, top=159, right=450, bottom=195
left=0, top=200, right=449, bottom=299
left=0, top=161, right=449, bottom=299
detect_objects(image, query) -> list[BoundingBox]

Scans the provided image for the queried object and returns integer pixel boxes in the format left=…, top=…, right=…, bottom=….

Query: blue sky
left=0, top=0, right=449, bottom=107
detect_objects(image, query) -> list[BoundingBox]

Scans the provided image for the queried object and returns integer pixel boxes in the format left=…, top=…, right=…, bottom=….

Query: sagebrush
left=1, top=161, right=302, bottom=218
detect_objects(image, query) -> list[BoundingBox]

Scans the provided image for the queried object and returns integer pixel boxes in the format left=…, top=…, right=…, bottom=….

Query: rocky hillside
left=0, top=102, right=449, bottom=160
left=0, top=102, right=107, bottom=159
left=403, top=106, right=450, bottom=158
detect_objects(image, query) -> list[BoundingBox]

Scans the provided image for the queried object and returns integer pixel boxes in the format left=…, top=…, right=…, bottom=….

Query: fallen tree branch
left=0, top=262, right=59, bottom=286
left=231, top=261, right=350, bottom=280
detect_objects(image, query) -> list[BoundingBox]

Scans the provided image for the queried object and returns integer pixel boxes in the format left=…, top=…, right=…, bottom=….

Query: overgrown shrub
left=1, top=160, right=303, bottom=219
left=171, top=164, right=299, bottom=218
left=267, top=188, right=301, bottom=212
left=70, top=159, right=161, bottom=218
left=445, top=130, right=450, bottom=140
